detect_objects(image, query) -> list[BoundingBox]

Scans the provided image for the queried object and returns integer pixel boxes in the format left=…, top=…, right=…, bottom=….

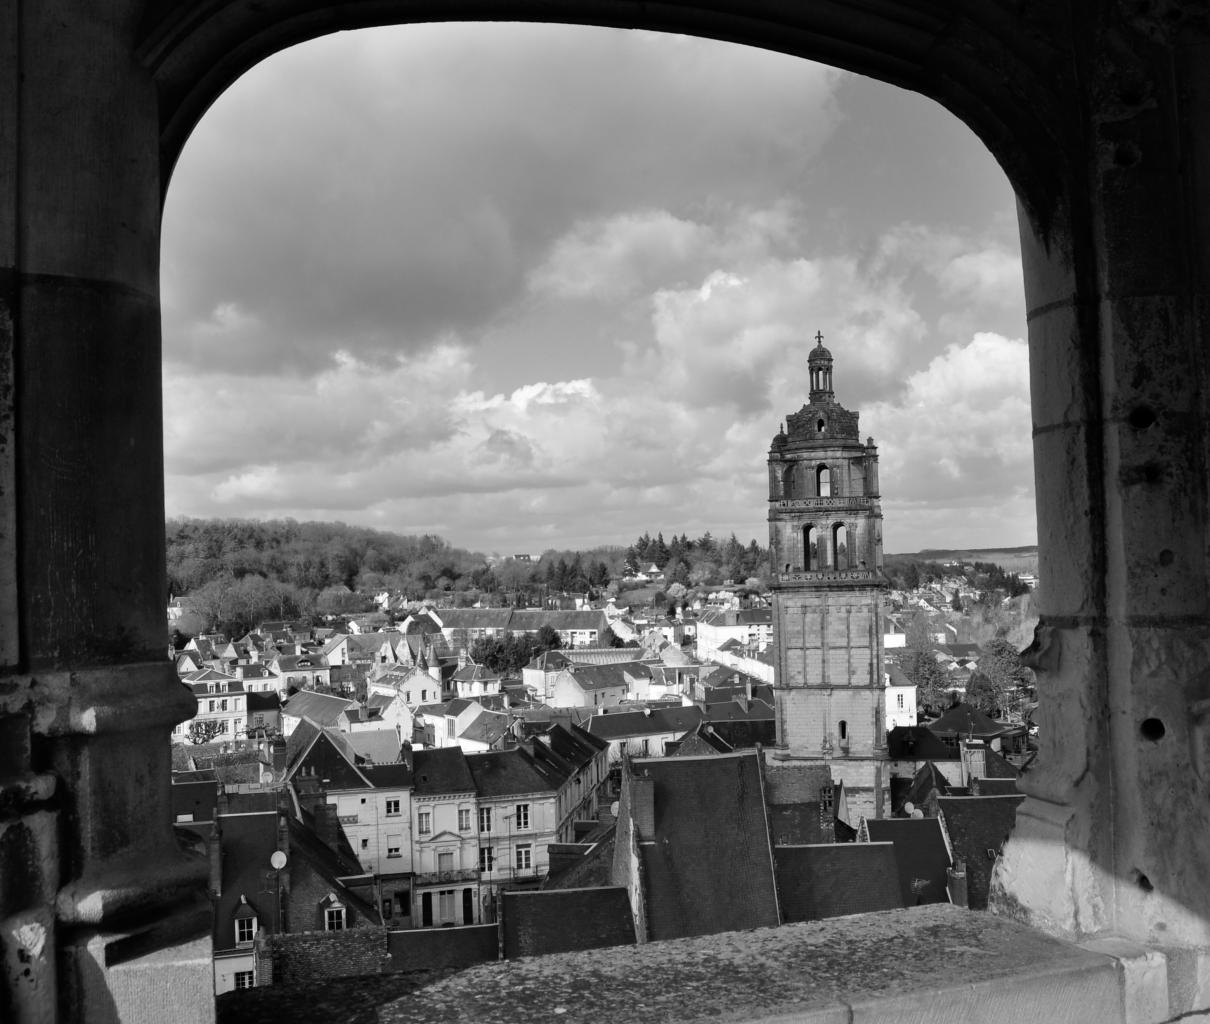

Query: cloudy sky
left=161, top=23, right=1034, bottom=557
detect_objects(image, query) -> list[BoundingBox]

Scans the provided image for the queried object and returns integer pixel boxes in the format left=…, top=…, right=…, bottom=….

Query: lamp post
left=269, top=850, right=287, bottom=933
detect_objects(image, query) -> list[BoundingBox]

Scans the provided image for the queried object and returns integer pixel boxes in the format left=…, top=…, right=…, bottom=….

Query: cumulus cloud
left=162, top=24, right=1033, bottom=552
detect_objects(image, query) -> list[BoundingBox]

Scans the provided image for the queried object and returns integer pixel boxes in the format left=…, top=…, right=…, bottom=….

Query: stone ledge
left=377, top=904, right=1172, bottom=1024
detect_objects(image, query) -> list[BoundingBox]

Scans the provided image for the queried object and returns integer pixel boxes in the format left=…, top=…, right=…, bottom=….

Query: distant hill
left=886, top=546, right=1038, bottom=575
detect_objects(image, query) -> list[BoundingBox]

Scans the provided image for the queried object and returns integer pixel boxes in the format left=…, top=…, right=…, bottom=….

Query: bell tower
left=767, top=333, right=889, bottom=821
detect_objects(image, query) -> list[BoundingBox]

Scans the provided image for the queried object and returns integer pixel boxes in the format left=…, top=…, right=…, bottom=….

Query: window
left=515, top=804, right=530, bottom=830
left=479, top=846, right=495, bottom=871
left=515, top=844, right=532, bottom=871
left=479, top=807, right=492, bottom=833
left=458, top=808, right=471, bottom=832
left=385, top=799, right=400, bottom=816
left=418, top=811, right=431, bottom=836
left=438, top=890, right=455, bottom=923
left=438, top=851, right=454, bottom=872
left=361, top=838, right=369, bottom=850
left=446, top=717, right=455, bottom=738
left=387, top=835, right=402, bottom=858
left=233, top=971, right=255, bottom=990
left=382, top=898, right=393, bottom=919
left=325, top=906, right=345, bottom=931
left=235, top=917, right=256, bottom=945
left=897, top=693, right=905, bottom=709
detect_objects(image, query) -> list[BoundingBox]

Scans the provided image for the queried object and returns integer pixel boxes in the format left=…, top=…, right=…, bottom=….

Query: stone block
left=1080, top=937, right=1169, bottom=1024
left=1030, top=422, right=1098, bottom=618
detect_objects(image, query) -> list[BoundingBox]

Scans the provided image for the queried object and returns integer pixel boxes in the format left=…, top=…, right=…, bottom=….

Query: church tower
left=767, top=334, right=889, bottom=821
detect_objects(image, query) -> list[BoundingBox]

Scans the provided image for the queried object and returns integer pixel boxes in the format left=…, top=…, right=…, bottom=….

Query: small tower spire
left=808, top=330, right=834, bottom=402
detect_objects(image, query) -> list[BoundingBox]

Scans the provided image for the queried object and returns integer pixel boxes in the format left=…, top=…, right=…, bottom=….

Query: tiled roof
left=412, top=747, right=475, bottom=795
left=705, top=697, right=775, bottom=723
left=467, top=747, right=563, bottom=798
left=452, top=663, right=503, bottom=682
left=247, top=691, right=280, bottom=712
left=927, top=703, right=1006, bottom=738
left=437, top=608, right=514, bottom=629
left=887, top=725, right=955, bottom=761
left=560, top=665, right=631, bottom=692
left=631, top=752, right=779, bottom=940
left=459, top=708, right=510, bottom=747
left=865, top=818, right=952, bottom=906
left=937, top=794, right=1025, bottom=910
left=510, top=610, right=606, bottom=631
left=774, top=843, right=904, bottom=921
left=584, top=706, right=704, bottom=741
left=281, top=690, right=354, bottom=726
left=344, top=729, right=404, bottom=764
left=898, top=761, right=954, bottom=815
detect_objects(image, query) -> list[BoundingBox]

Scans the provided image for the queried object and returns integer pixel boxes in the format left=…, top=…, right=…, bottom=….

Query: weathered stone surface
left=378, top=906, right=1121, bottom=1024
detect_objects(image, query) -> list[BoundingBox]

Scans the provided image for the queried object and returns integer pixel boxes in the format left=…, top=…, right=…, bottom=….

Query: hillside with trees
left=167, top=518, right=770, bottom=636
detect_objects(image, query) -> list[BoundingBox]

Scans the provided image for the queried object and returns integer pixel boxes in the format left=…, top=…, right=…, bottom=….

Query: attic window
left=816, top=418, right=825, bottom=433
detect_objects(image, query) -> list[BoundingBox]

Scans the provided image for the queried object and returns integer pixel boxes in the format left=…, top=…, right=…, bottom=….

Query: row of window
left=415, top=803, right=530, bottom=836
left=478, top=844, right=531, bottom=871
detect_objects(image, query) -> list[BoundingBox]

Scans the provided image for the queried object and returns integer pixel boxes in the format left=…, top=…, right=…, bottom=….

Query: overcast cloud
left=162, top=23, right=1033, bottom=555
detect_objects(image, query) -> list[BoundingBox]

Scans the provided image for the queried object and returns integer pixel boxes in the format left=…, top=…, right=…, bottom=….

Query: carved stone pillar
left=0, top=4, right=212, bottom=1021
left=992, top=10, right=1210, bottom=1009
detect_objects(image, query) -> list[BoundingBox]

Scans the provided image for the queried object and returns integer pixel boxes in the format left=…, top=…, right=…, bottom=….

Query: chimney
left=745, top=678, right=753, bottom=703
left=359, top=697, right=368, bottom=722
left=208, top=821, right=223, bottom=898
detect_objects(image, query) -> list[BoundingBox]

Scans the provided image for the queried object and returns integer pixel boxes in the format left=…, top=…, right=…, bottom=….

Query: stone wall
left=266, top=927, right=388, bottom=986
left=386, top=925, right=497, bottom=972
left=501, top=888, right=634, bottom=958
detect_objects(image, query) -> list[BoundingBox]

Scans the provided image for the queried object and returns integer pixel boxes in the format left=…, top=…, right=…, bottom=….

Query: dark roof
left=509, top=609, right=606, bottom=631
left=585, top=706, right=704, bottom=741
left=170, top=777, right=218, bottom=822
left=937, top=794, right=1025, bottom=910
left=897, top=761, right=955, bottom=816
left=927, top=703, right=1006, bottom=739
left=438, top=608, right=514, bottom=629
left=467, top=748, right=564, bottom=798
left=559, top=664, right=631, bottom=692
left=774, top=844, right=905, bottom=922
left=412, top=747, right=475, bottom=795
left=887, top=725, right=956, bottom=761
left=213, top=806, right=281, bottom=952
left=705, top=697, right=774, bottom=723
left=632, top=752, right=780, bottom=940
left=247, top=691, right=280, bottom=712
left=281, top=690, right=352, bottom=726
left=865, top=818, right=952, bottom=907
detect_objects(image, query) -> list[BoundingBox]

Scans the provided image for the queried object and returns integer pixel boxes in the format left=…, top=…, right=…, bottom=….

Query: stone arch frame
left=803, top=524, right=819, bottom=572
left=816, top=463, right=832, bottom=498
left=832, top=522, right=848, bottom=571
left=7, top=5, right=1210, bottom=1020
left=782, top=462, right=797, bottom=500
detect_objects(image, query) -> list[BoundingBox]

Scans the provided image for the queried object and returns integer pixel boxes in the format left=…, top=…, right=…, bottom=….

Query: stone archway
left=4, top=4, right=1210, bottom=1022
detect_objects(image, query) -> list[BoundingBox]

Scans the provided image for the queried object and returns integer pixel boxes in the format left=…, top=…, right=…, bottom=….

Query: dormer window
left=321, top=892, right=346, bottom=931
left=234, top=895, right=257, bottom=945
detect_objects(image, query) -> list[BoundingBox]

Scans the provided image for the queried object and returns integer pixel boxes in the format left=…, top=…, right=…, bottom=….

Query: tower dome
left=808, top=331, right=834, bottom=401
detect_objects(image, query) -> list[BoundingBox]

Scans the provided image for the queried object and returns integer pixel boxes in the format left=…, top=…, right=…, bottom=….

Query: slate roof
left=459, top=708, right=510, bottom=747
left=281, top=690, right=353, bottom=727
left=631, top=753, right=779, bottom=940
left=467, top=747, right=564, bottom=798
left=344, top=729, right=404, bottom=764
left=275, top=653, right=330, bottom=672
left=452, top=663, right=503, bottom=682
left=705, top=697, right=775, bottom=723
left=412, top=747, right=475, bottom=795
left=212, top=803, right=281, bottom=953
left=865, top=818, right=952, bottom=907
left=510, top=610, right=607, bottom=632
left=937, top=794, right=1025, bottom=910
left=696, top=608, right=772, bottom=627
left=927, top=703, right=1006, bottom=739
left=704, top=682, right=776, bottom=706
left=559, top=665, right=631, bottom=692
left=170, top=777, right=218, bottom=823
left=897, top=761, right=954, bottom=816
left=774, top=844, right=904, bottom=922
left=438, top=608, right=514, bottom=629
left=247, top=691, right=280, bottom=712
left=584, top=706, right=704, bottom=741
left=887, top=725, right=956, bottom=761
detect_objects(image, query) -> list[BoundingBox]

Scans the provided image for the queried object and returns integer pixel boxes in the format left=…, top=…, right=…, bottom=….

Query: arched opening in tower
left=816, top=465, right=831, bottom=498
left=833, top=523, right=848, bottom=570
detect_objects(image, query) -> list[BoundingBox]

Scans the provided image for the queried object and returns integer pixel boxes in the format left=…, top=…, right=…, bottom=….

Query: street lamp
left=269, top=850, right=287, bottom=933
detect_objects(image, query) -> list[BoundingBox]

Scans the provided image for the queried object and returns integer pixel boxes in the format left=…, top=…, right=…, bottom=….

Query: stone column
left=0, top=4, right=212, bottom=1022
left=992, top=12, right=1210, bottom=1005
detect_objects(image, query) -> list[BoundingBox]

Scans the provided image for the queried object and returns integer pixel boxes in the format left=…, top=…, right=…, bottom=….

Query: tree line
left=168, top=517, right=771, bottom=637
